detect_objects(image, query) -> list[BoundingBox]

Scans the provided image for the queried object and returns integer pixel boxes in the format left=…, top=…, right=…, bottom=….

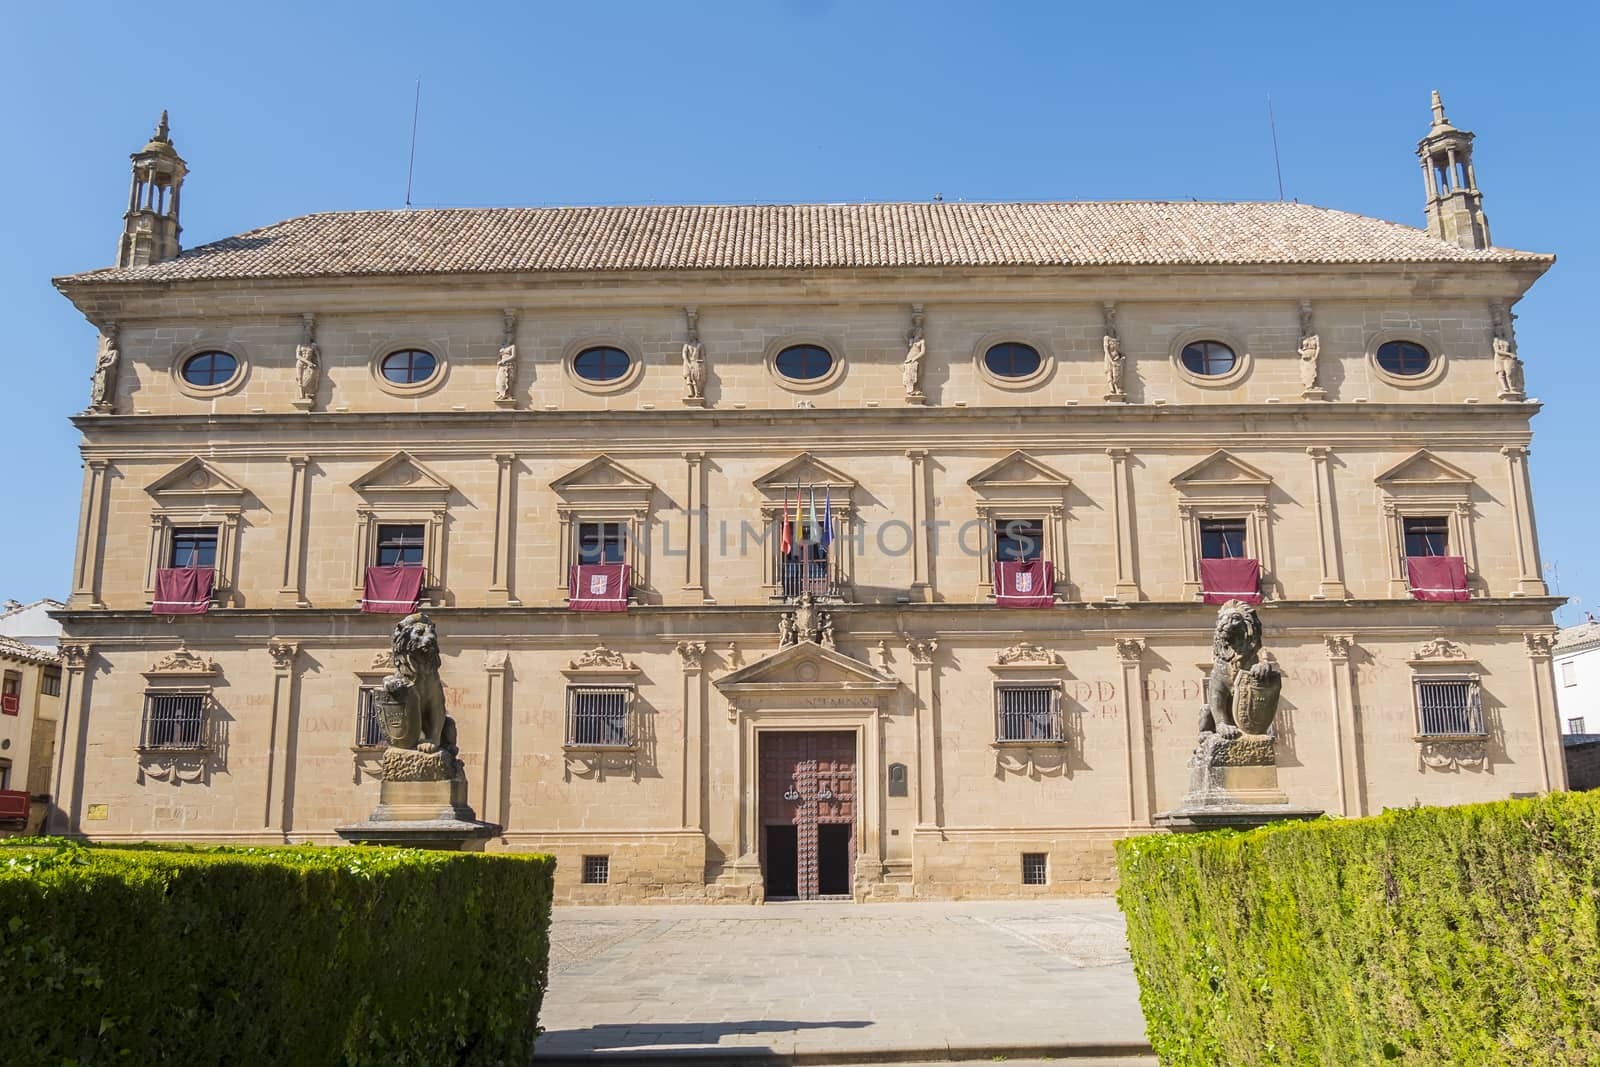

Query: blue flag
left=821, top=486, right=833, bottom=549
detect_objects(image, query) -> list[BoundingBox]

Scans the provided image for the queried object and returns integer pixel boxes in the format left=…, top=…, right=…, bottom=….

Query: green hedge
left=0, top=839, right=554, bottom=1065
left=1117, top=792, right=1600, bottom=1066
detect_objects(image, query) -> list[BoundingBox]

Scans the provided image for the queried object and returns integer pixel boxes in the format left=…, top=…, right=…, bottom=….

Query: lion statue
left=1199, top=599, right=1281, bottom=739
left=382, top=612, right=453, bottom=752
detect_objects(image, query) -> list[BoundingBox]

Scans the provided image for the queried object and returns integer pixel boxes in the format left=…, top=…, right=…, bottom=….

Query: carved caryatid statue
left=496, top=310, right=518, bottom=403
left=90, top=324, right=120, bottom=411
left=294, top=314, right=320, bottom=404
left=1103, top=334, right=1125, bottom=395
left=1297, top=333, right=1321, bottom=392
left=1493, top=336, right=1525, bottom=396
left=902, top=307, right=926, bottom=400
left=682, top=309, right=707, bottom=402
left=779, top=591, right=837, bottom=649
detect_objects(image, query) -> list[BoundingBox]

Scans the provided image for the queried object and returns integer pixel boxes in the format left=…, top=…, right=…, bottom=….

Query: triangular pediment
left=968, top=451, right=1071, bottom=492
left=1172, top=450, right=1273, bottom=490
left=147, top=457, right=248, bottom=499
left=351, top=452, right=454, bottom=498
left=1376, top=449, right=1475, bottom=488
left=754, top=453, right=857, bottom=493
left=550, top=455, right=655, bottom=496
left=716, top=642, right=897, bottom=692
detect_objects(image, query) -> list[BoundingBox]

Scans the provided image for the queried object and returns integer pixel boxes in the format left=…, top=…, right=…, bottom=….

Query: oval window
left=180, top=351, right=237, bottom=387
left=381, top=349, right=438, bottom=384
left=984, top=342, right=1042, bottom=379
left=1376, top=340, right=1432, bottom=377
left=775, top=344, right=833, bottom=381
left=1180, top=340, right=1237, bottom=377
left=573, top=346, right=632, bottom=382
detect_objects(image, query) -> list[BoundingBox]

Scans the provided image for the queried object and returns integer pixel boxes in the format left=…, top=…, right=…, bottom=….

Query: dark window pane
left=1403, top=516, right=1449, bottom=557
left=775, top=345, right=833, bottom=381
left=1180, top=340, right=1237, bottom=377
left=984, top=343, right=1042, bottom=378
left=995, top=519, right=1044, bottom=562
left=181, top=351, right=237, bottom=387
left=170, top=527, right=218, bottom=568
left=577, top=521, right=627, bottom=564
left=381, top=349, right=437, bottom=384
left=376, top=523, right=426, bottom=566
left=1199, top=519, right=1247, bottom=559
left=573, top=346, right=631, bottom=382
left=1376, top=341, right=1432, bottom=377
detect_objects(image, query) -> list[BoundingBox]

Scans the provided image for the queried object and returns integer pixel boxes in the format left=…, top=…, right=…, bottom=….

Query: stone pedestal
left=337, top=729, right=500, bottom=849
left=903, top=392, right=925, bottom=406
left=290, top=397, right=314, bottom=411
left=1154, top=731, right=1321, bottom=832
left=1300, top=387, right=1328, bottom=401
left=1103, top=391, right=1127, bottom=403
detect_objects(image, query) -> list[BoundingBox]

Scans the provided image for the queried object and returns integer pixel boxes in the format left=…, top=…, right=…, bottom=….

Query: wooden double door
left=759, top=731, right=856, bottom=900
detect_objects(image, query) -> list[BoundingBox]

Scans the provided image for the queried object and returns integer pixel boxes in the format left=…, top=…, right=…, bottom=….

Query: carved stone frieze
left=1412, top=637, right=1468, bottom=661
left=146, top=644, right=219, bottom=676
left=1420, top=738, right=1488, bottom=770
left=675, top=641, right=706, bottom=669
left=1114, top=637, right=1145, bottom=664
left=569, top=645, right=637, bottom=671
left=994, top=641, right=1061, bottom=666
left=1324, top=634, right=1354, bottom=659
left=368, top=649, right=395, bottom=672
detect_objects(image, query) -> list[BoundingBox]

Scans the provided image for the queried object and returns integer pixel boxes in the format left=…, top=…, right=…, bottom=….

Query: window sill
left=1413, top=732, right=1487, bottom=743
left=563, top=742, right=638, bottom=754
left=137, top=745, right=211, bottom=755
left=993, top=738, right=1068, bottom=748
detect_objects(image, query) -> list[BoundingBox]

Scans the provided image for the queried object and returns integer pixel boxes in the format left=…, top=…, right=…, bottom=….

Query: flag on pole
left=821, top=486, right=833, bottom=550
left=793, top=479, right=804, bottom=551
left=808, top=485, right=820, bottom=545
left=780, top=485, right=792, bottom=554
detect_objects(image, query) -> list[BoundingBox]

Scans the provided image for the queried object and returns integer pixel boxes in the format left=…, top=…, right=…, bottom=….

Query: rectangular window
left=577, top=522, right=627, bottom=565
left=1570, top=717, right=1587, bottom=735
left=1199, top=518, right=1248, bottom=559
left=1561, top=661, right=1578, bottom=687
left=1, top=671, right=19, bottom=715
left=139, top=691, right=209, bottom=751
left=581, top=855, right=610, bottom=885
left=355, top=686, right=388, bottom=749
left=169, top=526, right=218, bottom=569
left=566, top=685, right=634, bottom=748
left=1021, top=852, right=1048, bottom=886
left=1415, top=679, right=1483, bottom=737
left=375, top=524, right=426, bottom=567
left=1403, top=516, right=1449, bottom=558
left=995, top=684, right=1063, bottom=743
left=0, top=760, right=10, bottom=791
left=39, top=669, right=61, bottom=698
left=995, top=519, right=1044, bottom=562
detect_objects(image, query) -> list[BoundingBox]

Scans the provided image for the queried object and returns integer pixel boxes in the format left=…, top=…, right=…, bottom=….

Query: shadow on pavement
left=537, top=1018, right=873, bottom=1054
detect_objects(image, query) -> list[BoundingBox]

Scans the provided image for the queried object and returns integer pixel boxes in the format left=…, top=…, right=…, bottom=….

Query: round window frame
left=764, top=335, right=846, bottom=393
left=1367, top=331, right=1447, bottom=388
left=369, top=340, right=447, bottom=397
left=562, top=337, right=644, bottom=395
left=170, top=343, right=248, bottom=399
left=1170, top=330, right=1251, bottom=388
left=973, top=333, right=1054, bottom=390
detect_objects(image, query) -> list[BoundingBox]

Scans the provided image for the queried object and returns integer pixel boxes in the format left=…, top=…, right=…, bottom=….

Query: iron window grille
left=355, top=686, right=388, bottom=749
left=565, top=685, right=635, bottom=749
left=996, top=685, right=1064, bottom=744
left=1414, top=679, right=1484, bottom=738
left=1021, top=853, right=1048, bottom=885
left=581, top=855, right=610, bottom=884
left=139, top=691, right=210, bottom=751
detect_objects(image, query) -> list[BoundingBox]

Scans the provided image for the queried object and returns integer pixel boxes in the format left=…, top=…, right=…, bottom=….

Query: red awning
left=994, top=559, right=1055, bottom=608
left=361, top=565, right=424, bottom=613
left=1407, top=556, right=1469, bottom=602
left=1200, top=558, right=1262, bottom=605
left=153, top=567, right=215, bottom=615
left=569, top=563, right=630, bottom=611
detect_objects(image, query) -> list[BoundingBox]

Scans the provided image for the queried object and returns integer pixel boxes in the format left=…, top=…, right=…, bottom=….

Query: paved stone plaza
left=536, top=899, right=1153, bottom=1063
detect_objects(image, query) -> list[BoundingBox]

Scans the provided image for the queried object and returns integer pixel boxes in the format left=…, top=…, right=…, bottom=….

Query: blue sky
left=4, top=1, right=1595, bottom=620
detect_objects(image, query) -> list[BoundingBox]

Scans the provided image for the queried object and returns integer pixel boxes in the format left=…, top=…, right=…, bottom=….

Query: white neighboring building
left=0, top=599, right=63, bottom=651
left=1555, top=615, right=1600, bottom=736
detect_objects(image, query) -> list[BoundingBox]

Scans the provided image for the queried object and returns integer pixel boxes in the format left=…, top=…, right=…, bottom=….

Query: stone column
left=1501, top=447, right=1548, bottom=596
left=1324, top=634, right=1363, bottom=816
left=1115, top=637, right=1152, bottom=824
left=1523, top=633, right=1564, bottom=791
left=905, top=450, right=930, bottom=600
left=908, top=638, right=941, bottom=827
left=1307, top=447, right=1348, bottom=599
left=70, top=460, right=110, bottom=609
left=489, top=453, right=519, bottom=606
left=48, top=642, right=93, bottom=834
left=482, top=651, right=511, bottom=825
left=1177, top=503, right=1200, bottom=598
left=1107, top=448, right=1139, bottom=600
left=676, top=642, right=706, bottom=830
left=264, top=639, right=299, bottom=834
left=277, top=455, right=311, bottom=607
left=681, top=452, right=705, bottom=596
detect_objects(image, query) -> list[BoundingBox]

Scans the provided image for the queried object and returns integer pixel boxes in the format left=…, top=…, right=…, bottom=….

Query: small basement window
left=1022, top=853, right=1048, bottom=886
left=582, top=855, right=610, bottom=885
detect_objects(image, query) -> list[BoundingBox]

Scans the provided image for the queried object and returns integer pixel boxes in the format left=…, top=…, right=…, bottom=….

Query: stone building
left=0, top=636, right=62, bottom=835
left=47, top=96, right=1565, bottom=900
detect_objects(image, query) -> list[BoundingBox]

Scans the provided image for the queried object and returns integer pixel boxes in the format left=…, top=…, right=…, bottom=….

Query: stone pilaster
left=1107, top=448, right=1139, bottom=600
left=682, top=452, right=705, bottom=596
left=676, top=642, right=706, bottom=830
left=1307, top=447, right=1348, bottom=599
left=1115, top=637, right=1151, bottom=823
left=277, top=455, right=311, bottom=607
left=1501, top=446, right=1548, bottom=596
left=264, top=639, right=299, bottom=834
left=906, top=449, right=931, bottom=600
left=1324, top=634, right=1364, bottom=816
left=1524, top=633, right=1564, bottom=791
left=70, top=460, right=110, bottom=609
left=489, top=453, right=519, bottom=605
left=908, top=637, right=941, bottom=828
left=49, top=641, right=94, bottom=834
left=482, top=651, right=512, bottom=826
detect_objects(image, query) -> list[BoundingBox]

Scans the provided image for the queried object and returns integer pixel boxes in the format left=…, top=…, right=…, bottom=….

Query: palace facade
left=48, top=97, right=1565, bottom=900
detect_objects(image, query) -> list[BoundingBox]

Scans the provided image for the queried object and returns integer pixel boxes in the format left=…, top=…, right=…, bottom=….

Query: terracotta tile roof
left=56, top=201, right=1550, bottom=285
left=0, top=634, right=60, bottom=667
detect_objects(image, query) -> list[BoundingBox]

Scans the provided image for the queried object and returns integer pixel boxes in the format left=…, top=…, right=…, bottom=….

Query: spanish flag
left=780, top=485, right=792, bottom=555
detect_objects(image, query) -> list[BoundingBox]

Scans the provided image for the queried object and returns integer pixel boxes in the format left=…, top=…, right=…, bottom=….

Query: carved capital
left=1306, top=446, right=1330, bottom=461
left=906, top=638, right=939, bottom=666
left=1500, top=445, right=1530, bottom=460
left=675, top=641, right=707, bottom=670
left=59, top=642, right=92, bottom=669
left=1523, top=632, right=1555, bottom=658
left=267, top=639, right=299, bottom=671
left=483, top=650, right=511, bottom=672
left=1324, top=634, right=1354, bottom=660
left=1114, top=637, right=1145, bottom=664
